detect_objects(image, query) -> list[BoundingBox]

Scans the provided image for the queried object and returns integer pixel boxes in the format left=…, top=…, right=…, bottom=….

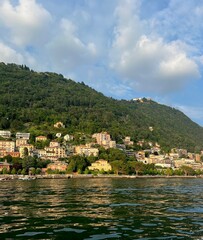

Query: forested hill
left=0, top=62, right=203, bottom=151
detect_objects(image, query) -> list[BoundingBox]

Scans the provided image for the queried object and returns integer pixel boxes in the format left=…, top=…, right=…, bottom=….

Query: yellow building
left=124, top=136, right=134, bottom=146
left=54, top=122, right=65, bottom=128
left=36, top=136, right=47, bottom=142
left=0, top=140, right=15, bottom=152
left=19, top=144, right=34, bottom=157
left=42, top=146, right=67, bottom=161
left=16, top=138, right=28, bottom=147
left=49, top=141, right=60, bottom=147
left=74, top=145, right=99, bottom=157
left=88, top=160, right=112, bottom=172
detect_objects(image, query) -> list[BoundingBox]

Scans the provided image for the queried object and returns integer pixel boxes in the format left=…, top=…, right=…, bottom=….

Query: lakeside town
left=1, top=121, right=203, bottom=179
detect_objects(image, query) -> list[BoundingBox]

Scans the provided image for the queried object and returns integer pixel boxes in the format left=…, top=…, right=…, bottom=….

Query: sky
left=1, top=0, right=203, bottom=125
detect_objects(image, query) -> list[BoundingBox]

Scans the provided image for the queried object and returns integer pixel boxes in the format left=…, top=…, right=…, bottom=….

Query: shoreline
left=1, top=174, right=203, bottom=180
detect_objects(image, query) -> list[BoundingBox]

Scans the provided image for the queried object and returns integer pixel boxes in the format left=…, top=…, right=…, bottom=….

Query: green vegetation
left=0, top=155, right=50, bottom=175
left=1, top=62, right=203, bottom=151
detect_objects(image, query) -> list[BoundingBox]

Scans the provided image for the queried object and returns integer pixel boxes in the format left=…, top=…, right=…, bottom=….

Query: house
left=74, top=145, right=99, bottom=157
left=0, top=161, right=12, bottom=172
left=16, top=138, right=28, bottom=147
left=0, top=130, right=11, bottom=138
left=124, top=136, right=134, bottom=146
left=173, top=159, right=187, bottom=168
left=56, top=133, right=62, bottom=138
left=92, top=132, right=111, bottom=145
left=136, top=151, right=145, bottom=159
left=49, top=141, right=60, bottom=148
left=19, top=144, right=34, bottom=157
left=36, top=141, right=66, bottom=161
left=92, top=132, right=116, bottom=149
left=7, top=152, right=20, bottom=158
left=88, top=160, right=112, bottom=172
left=155, top=159, right=173, bottom=168
left=149, top=126, right=154, bottom=131
left=0, top=151, right=20, bottom=158
left=16, top=132, right=30, bottom=140
left=195, top=154, right=201, bottom=162
left=109, top=141, right=116, bottom=148
left=44, top=146, right=67, bottom=160
left=0, top=140, right=15, bottom=152
left=64, top=134, right=74, bottom=141
left=36, top=136, right=47, bottom=142
left=46, top=162, right=68, bottom=171
left=54, top=122, right=65, bottom=128
left=37, top=149, right=46, bottom=158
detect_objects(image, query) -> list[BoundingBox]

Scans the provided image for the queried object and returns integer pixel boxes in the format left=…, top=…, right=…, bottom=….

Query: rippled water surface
left=1, top=178, right=203, bottom=239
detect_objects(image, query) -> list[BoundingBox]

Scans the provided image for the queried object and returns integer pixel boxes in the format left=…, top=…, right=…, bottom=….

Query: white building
left=0, top=130, right=11, bottom=138
left=16, top=132, right=30, bottom=140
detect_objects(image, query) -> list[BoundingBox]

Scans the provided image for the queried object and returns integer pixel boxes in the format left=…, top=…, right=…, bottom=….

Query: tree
left=12, top=158, right=22, bottom=171
left=165, top=168, right=173, bottom=176
left=29, top=167, right=36, bottom=175
left=180, top=165, right=195, bottom=176
left=35, top=168, right=41, bottom=174
left=11, top=168, right=16, bottom=174
left=129, top=161, right=144, bottom=176
left=21, top=168, right=26, bottom=175
left=111, top=160, right=123, bottom=175
left=22, top=156, right=36, bottom=171
left=2, top=167, right=8, bottom=174
left=66, top=159, right=76, bottom=173
left=3, top=155, right=13, bottom=163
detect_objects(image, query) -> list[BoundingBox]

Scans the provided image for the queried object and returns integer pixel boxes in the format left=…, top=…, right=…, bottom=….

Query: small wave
left=110, top=203, right=143, bottom=207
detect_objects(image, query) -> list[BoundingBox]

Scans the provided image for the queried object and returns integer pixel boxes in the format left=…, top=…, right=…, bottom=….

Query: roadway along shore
left=1, top=174, right=203, bottom=180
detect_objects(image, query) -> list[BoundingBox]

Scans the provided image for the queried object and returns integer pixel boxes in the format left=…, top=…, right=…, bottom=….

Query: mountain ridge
left=0, top=62, right=203, bottom=152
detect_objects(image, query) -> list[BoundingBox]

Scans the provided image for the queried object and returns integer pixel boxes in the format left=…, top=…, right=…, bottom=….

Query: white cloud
left=46, top=18, right=97, bottom=72
left=0, top=0, right=52, bottom=46
left=0, top=42, right=23, bottom=63
left=110, top=0, right=200, bottom=94
left=152, top=0, right=203, bottom=50
left=0, top=41, right=36, bottom=66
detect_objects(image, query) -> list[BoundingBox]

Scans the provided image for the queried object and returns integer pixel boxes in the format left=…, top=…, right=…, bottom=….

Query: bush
left=36, top=168, right=41, bottom=174
left=11, top=168, right=16, bottom=174
left=21, top=168, right=26, bottom=175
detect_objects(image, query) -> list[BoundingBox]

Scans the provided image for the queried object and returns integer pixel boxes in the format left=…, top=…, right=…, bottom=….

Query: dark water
left=1, top=178, right=203, bottom=240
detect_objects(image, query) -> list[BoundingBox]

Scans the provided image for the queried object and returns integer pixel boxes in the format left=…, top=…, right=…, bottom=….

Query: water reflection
left=1, top=178, right=203, bottom=239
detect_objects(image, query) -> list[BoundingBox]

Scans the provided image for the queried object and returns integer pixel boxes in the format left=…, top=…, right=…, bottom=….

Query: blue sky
left=1, top=0, right=203, bottom=125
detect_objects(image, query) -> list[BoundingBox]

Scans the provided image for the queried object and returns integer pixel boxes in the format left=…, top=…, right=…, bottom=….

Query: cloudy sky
left=1, top=0, right=203, bottom=125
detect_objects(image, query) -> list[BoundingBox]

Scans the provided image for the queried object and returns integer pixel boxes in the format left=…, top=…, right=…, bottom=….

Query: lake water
left=1, top=178, right=203, bottom=239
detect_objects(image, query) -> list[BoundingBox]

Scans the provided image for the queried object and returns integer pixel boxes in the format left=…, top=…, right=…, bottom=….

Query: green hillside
left=0, top=62, right=203, bottom=151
